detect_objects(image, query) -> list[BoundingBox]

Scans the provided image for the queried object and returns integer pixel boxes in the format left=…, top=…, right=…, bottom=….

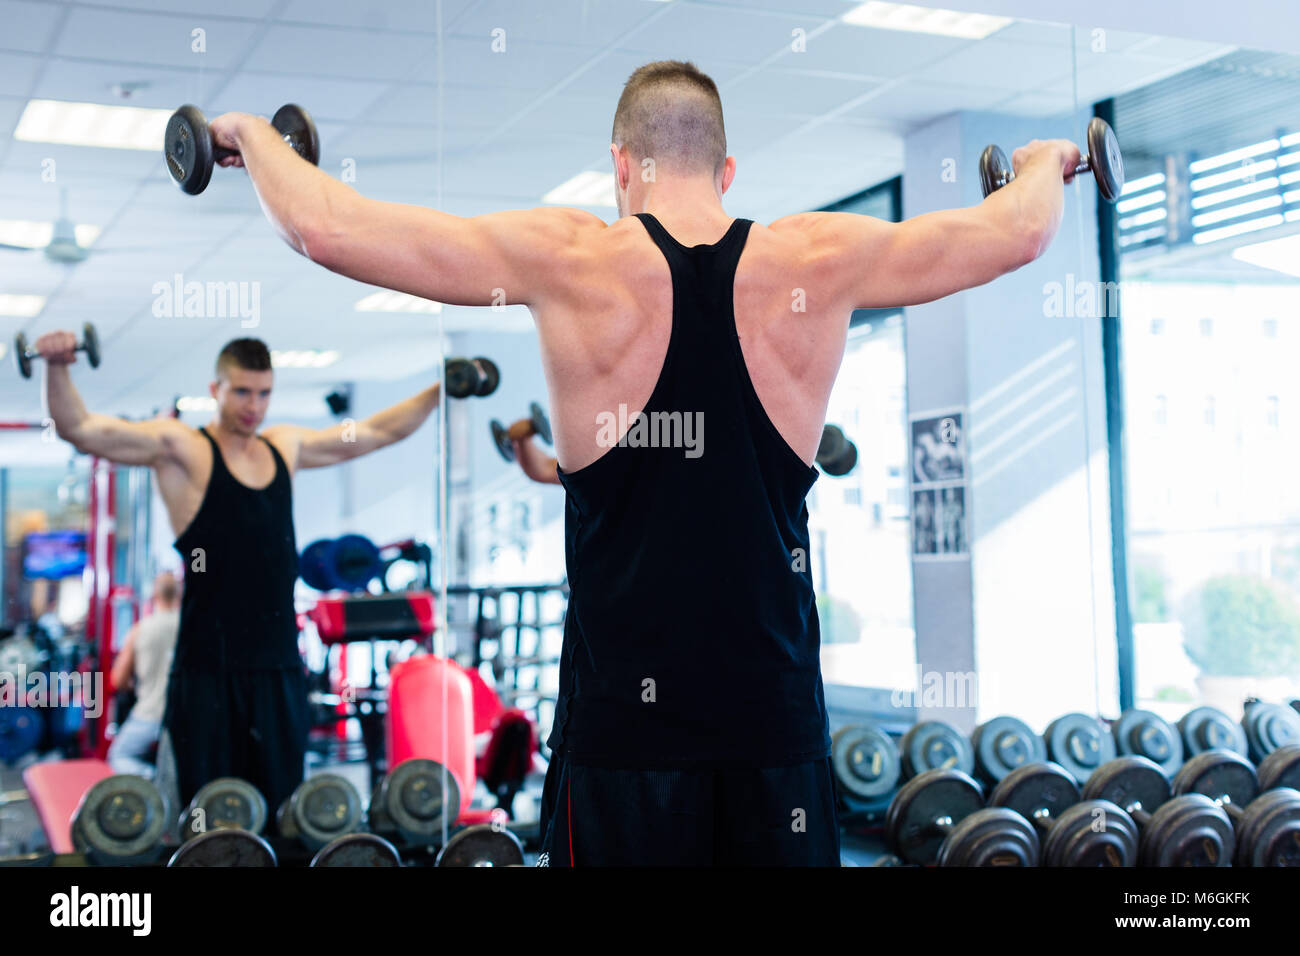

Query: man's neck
left=206, top=420, right=259, bottom=452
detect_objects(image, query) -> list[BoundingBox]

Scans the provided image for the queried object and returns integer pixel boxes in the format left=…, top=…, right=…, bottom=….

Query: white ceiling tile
left=727, top=69, right=884, bottom=114
left=2, top=0, right=63, bottom=53
left=28, top=58, right=224, bottom=111
left=275, top=0, right=474, bottom=32
left=798, top=21, right=973, bottom=79
left=241, top=24, right=435, bottom=81
left=409, top=37, right=593, bottom=89
left=448, top=0, right=671, bottom=48
left=0, top=51, right=44, bottom=97
left=615, top=3, right=814, bottom=64
left=53, top=7, right=263, bottom=70
left=919, top=37, right=1076, bottom=90
left=210, top=73, right=392, bottom=123
left=77, top=0, right=278, bottom=16
left=504, top=92, right=619, bottom=136
left=849, top=79, right=1033, bottom=125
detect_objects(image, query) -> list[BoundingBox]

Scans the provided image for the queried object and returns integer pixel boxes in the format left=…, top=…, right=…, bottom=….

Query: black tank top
left=548, top=213, right=830, bottom=767
left=172, top=428, right=300, bottom=670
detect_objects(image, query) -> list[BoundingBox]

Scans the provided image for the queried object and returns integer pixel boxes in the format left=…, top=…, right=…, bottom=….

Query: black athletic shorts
left=537, top=754, right=842, bottom=866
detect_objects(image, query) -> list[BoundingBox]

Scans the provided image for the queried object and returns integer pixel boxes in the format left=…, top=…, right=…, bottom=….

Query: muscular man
left=107, top=570, right=180, bottom=777
left=40, top=336, right=441, bottom=814
left=205, top=59, right=1078, bottom=865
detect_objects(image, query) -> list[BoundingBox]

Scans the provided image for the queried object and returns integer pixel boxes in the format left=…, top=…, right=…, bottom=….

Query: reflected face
left=211, top=367, right=273, bottom=436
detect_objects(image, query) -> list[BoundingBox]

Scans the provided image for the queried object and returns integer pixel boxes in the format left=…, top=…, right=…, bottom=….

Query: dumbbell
left=165, top=103, right=319, bottom=195
left=310, top=832, right=402, bottom=867
left=971, top=715, right=1045, bottom=787
left=899, top=719, right=975, bottom=780
left=276, top=773, right=363, bottom=852
left=367, top=758, right=461, bottom=846
left=1241, top=701, right=1300, bottom=764
left=435, top=824, right=526, bottom=867
left=69, top=774, right=168, bottom=866
left=985, top=761, right=1138, bottom=866
left=1112, top=708, right=1184, bottom=777
left=14, top=322, right=100, bottom=379
left=168, top=827, right=278, bottom=866
left=830, top=723, right=901, bottom=815
left=884, top=767, right=985, bottom=865
left=816, top=425, right=858, bottom=477
left=1044, top=712, right=1116, bottom=785
left=1172, top=749, right=1300, bottom=866
left=490, top=402, right=553, bottom=463
left=979, top=116, right=1125, bottom=203
left=1258, top=743, right=1300, bottom=792
left=179, top=776, right=268, bottom=841
left=1083, top=755, right=1233, bottom=866
left=445, top=356, right=500, bottom=399
left=1178, top=705, right=1248, bottom=758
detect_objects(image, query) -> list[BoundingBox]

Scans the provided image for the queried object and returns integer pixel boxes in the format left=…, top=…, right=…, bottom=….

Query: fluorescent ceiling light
left=842, top=2, right=1012, bottom=39
left=0, top=294, right=46, bottom=318
left=1232, top=232, right=1300, bottom=278
left=354, top=290, right=443, bottom=313
left=0, top=219, right=100, bottom=249
left=272, top=349, right=340, bottom=369
left=543, top=171, right=616, bottom=207
left=15, top=99, right=173, bottom=151
left=1121, top=172, right=1166, bottom=195
left=176, top=396, right=217, bottom=412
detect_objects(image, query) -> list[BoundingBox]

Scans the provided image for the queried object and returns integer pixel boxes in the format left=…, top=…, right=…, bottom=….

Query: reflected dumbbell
left=1241, top=701, right=1300, bottom=764
left=884, top=767, right=985, bottom=865
left=1083, top=756, right=1233, bottom=866
left=490, top=402, right=553, bottom=463
left=276, top=773, right=363, bottom=852
left=1112, top=708, right=1184, bottom=777
left=1178, top=705, right=1248, bottom=758
left=310, top=832, right=402, bottom=867
left=168, top=827, right=278, bottom=867
left=971, top=715, right=1045, bottom=787
left=1172, top=748, right=1300, bottom=867
left=14, top=323, right=100, bottom=380
left=367, top=758, right=461, bottom=847
left=1258, top=743, right=1300, bottom=792
left=816, top=425, right=858, bottom=477
left=979, top=117, right=1125, bottom=203
left=70, top=774, right=168, bottom=866
left=831, top=723, right=901, bottom=817
left=435, top=824, right=526, bottom=867
left=900, top=720, right=975, bottom=780
left=445, top=356, right=501, bottom=399
left=1044, top=712, right=1116, bottom=785
left=165, top=103, right=319, bottom=195
left=179, top=777, right=268, bottom=842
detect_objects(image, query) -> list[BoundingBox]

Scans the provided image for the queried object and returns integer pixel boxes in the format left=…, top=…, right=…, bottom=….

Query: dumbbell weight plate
left=979, top=144, right=1011, bottom=198
left=329, top=534, right=382, bottom=591
left=1242, top=702, right=1300, bottom=764
left=473, top=357, right=500, bottom=398
left=1086, top=116, right=1125, bottom=203
left=490, top=419, right=515, bottom=463
left=870, top=853, right=909, bottom=866
left=81, top=322, right=100, bottom=369
left=830, top=724, right=901, bottom=802
left=900, top=720, right=974, bottom=778
left=168, top=827, right=277, bottom=867
left=1113, top=708, right=1183, bottom=777
left=817, top=425, right=849, bottom=466
left=277, top=773, right=362, bottom=851
left=13, top=332, right=31, bottom=379
left=972, top=716, right=1046, bottom=786
left=310, top=832, right=402, bottom=867
left=444, top=358, right=481, bottom=399
left=1258, top=744, right=1300, bottom=792
left=529, top=402, right=553, bottom=445
left=165, top=104, right=216, bottom=195
left=270, top=104, right=320, bottom=166
left=990, top=762, right=1080, bottom=827
left=182, top=776, right=268, bottom=841
left=1178, top=705, right=1248, bottom=758
left=299, top=538, right=337, bottom=591
left=1233, top=787, right=1300, bottom=867
left=884, top=767, right=984, bottom=866
left=1081, top=755, right=1171, bottom=817
left=435, top=824, right=525, bottom=867
left=936, top=807, right=1040, bottom=867
left=1044, top=713, right=1116, bottom=785
left=1171, top=749, right=1259, bottom=808
left=1140, top=794, right=1234, bottom=867
left=377, top=757, right=461, bottom=845
left=72, top=774, right=168, bottom=865
left=1041, top=799, right=1138, bottom=867
left=821, top=442, right=858, bottom=477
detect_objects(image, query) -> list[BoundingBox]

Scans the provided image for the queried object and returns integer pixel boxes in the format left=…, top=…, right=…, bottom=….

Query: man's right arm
left=513, top=435, right=561, bottom=485
left=788, top=139, right=1082, bottom=311
left=39, top=333, right=185, bottom=466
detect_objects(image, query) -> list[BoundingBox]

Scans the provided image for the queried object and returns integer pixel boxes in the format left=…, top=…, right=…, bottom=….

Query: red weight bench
left=22, top=758, right=114, bottom=854
left=307, top=591, right=435, bottom=646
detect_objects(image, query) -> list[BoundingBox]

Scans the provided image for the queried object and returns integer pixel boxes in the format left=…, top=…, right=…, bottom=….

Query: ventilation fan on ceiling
left=0, top=187, right=175, bottom=265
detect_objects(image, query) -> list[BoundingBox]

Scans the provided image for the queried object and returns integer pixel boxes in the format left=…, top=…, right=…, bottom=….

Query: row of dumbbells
left=831, top=700, right=1300, bottom=866
left=68, top=758, right=525, bottom=867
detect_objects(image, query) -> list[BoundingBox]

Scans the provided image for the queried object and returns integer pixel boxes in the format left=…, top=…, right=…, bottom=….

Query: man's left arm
left=265, top=384, right=440, bottom=471
left=209, top=113, right=602, bottom=308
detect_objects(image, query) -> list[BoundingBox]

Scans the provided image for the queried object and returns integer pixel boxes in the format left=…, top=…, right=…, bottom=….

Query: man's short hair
left=612, top=60, right=726, bottom=175
left=154, top=571, right=180, bottom=605
left=216, top=338, right=272, bottom=379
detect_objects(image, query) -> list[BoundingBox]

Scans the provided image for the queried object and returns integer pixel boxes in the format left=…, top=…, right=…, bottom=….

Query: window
left=1199, top=317, right=1213, bottom=337
left=1150, top=318, right=1165, bottom=335
left=1263, top=318, right=1278, bottom=338
left=1267, top=395, right=1280, bottom=428
left=1204, top=396, right=1216, bottom=427
left=1154, top=394, right=1168, bottom=425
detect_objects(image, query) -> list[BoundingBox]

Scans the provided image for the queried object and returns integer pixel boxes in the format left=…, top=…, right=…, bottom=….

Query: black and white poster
left=909, top=408, right=969, bottom=560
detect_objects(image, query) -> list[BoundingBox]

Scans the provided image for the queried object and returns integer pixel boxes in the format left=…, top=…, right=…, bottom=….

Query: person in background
left=107, top=571, right=181, bottom=777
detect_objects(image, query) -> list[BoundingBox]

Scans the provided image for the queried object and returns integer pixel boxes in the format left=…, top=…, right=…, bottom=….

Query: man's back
left=130, top=608, right=179, bottom=724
